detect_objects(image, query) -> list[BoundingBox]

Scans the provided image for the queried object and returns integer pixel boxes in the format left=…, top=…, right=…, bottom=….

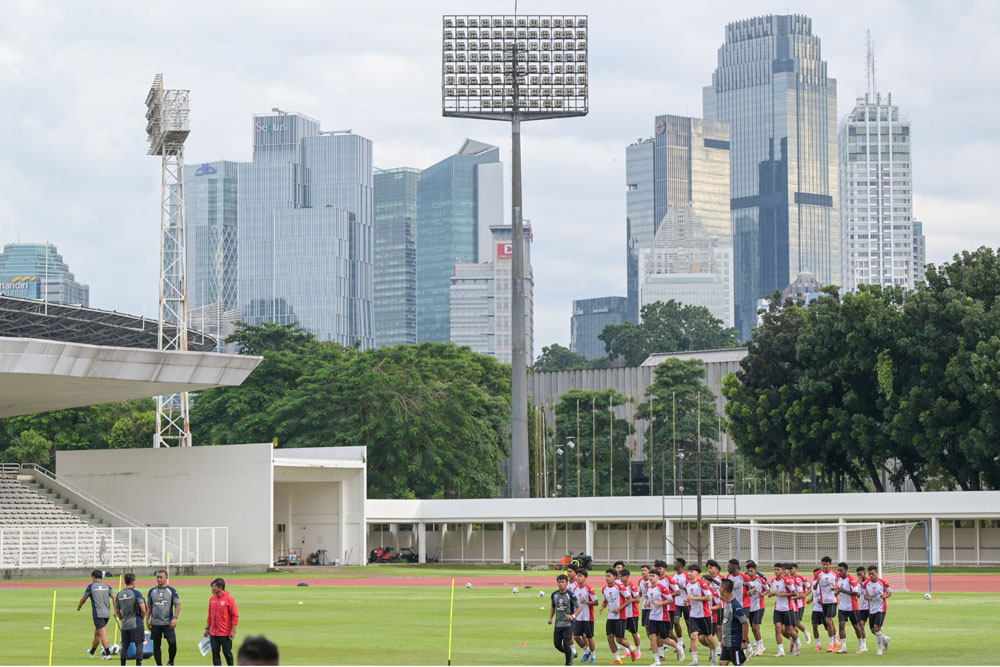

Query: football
left=924, top=593, right=932, bottom=599
left=511, top=587, right=519, bottom=594
left=109, top=644, right=121, bottom=656
left=465, top=582, right=472, bottom=589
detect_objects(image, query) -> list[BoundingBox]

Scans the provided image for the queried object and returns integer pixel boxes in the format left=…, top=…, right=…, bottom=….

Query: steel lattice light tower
left=442, top=14, right=589, bottom=497
left=145, top=74, right=192, bottom=447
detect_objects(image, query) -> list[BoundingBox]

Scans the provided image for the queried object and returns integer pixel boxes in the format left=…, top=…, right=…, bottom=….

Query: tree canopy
left=599, top=300, right=741, bottom=367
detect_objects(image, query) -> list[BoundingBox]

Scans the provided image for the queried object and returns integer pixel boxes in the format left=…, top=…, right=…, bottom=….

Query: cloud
left=0, top=0, right=997, bottom=357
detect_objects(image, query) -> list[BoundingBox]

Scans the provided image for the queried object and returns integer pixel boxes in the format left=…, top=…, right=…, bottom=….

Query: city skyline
left=0, top=1, right=997, bottom=356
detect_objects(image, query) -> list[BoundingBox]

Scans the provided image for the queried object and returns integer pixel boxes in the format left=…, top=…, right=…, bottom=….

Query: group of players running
left=551, top=556, right=892, bottom=666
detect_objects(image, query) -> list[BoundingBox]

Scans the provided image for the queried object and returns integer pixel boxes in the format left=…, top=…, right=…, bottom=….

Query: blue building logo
left=195, top=163, right=218, bottom=176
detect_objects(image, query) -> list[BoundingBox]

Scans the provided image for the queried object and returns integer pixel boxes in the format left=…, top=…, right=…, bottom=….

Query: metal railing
left=17, top=463, right=146, bottom=528
left=0, top=463, right=22, bottom=477
left=0, top=526, right=228, bottom=569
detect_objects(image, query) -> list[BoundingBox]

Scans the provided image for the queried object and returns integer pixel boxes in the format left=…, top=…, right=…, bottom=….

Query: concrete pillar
left=749, top=518, right=758, bottom=564
left=665, top=519, right=674, bottom=557
left=417, top=523, right=426, bottom=564
left=837, top=518, right=847, bottom=564
left=585, top=519, right=594, bottom=558
left=502, top=520, right=511, bottom=564
left=930, top=517, right=941, bottom=566
left=440, top=523, right=448, bottom=563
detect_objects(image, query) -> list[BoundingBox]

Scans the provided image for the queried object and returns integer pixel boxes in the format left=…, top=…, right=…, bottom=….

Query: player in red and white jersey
left=863, top=566, right=891, bottom=655
left=600, top=569, right=635, bottom=664
left=644, top=569, right=682, bottom=665
left=705, top=576, right=724, bottom=667
left=831, top=561, right=864, bottom=654
left=768, top=563, right=800, bottom=657
left=854, top=567, right=870, bottom=648
left=565, top=565, right=581, bottom=660
left=810, top=556, right=838, bottom=651
left=704, top=559, right=724, bottom=652
left=638, top=565, right=653, bottom=653
left=683, top=565, right=716, bottom=667
left=743, top=561, right=766, bottom=656
left=620, top=569, right=643, bottom=659
left=808, top=568, right=825, bottom=652
left=787, top=563, right=813, bottom=646
left=668, top=558, right=689, bottom=651
left=574, top=569, right=599, bottom=664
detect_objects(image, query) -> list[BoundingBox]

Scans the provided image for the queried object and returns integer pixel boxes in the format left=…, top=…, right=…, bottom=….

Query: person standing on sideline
left=78, top=568, right=115, bottom=660
left=145, top=569, right=180, bottom=665
left=549, top=573, right=579, bottom=666
left=205, top=578, right=239, bottom=666
left=717, top=579, right=749, bottom=666
left=115, top=573, right=148, bottom=666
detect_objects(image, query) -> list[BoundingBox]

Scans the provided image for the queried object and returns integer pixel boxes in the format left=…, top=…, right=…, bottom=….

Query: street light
left=442, top=14, right=589, bottom=499
left=562, top=440, right=575, bottom=498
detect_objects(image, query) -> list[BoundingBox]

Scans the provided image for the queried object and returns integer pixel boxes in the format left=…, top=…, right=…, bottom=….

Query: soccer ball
left=465, top=582, right=472, bottom=589
left=538, top=590, right=545, bottom=597
left=924, top=593, right=932, bottom=599
left=109, top=645, right=121, bottom=656
left=512, top=587, right=519, bottom=594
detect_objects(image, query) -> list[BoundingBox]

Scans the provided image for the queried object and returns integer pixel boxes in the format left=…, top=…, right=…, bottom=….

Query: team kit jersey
left=672, top=571, right=689, bottom=607
left=82, top=581, right=114, bottom=622
left=574, top=584, right=597, bottom=622
left=837, top=575, right=860, bottom=611
left=147, top=585, right=181, bottom=626
left=865, top=578, right=890, bottom=614
left=603, top=584, right=628, bottom=619
left=686, top=580, right=711, bottom=618
left=747, top=576, right=763, bottom=612
left=115, top=588, right=146, bottom=631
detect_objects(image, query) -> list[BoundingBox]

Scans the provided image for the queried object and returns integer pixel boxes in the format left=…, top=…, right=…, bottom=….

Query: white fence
left=0, top=526, right=228, bottom=569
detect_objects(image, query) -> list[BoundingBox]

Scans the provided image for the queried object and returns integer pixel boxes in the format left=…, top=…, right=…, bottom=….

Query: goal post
left=709, top=522, right=918, bottom=591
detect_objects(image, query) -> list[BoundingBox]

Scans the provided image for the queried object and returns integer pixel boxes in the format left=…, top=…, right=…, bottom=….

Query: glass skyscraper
left=373, top=167, right=420, bottom=347
left=416, top=139, right=502, bottom=343
left=839, top=93, right=915, bottom=291
left=184, top=160, right=239, bottom=312
left=449, top=225, right=533, bottom=365
left=570, top=296, right=629, bottom=360
left=626, top=115, right=731, bottom=323
left=236, top=112, right=374, bottom=347
left=704, top=14, right=839, bottom=338
left=912, top=220, right=926, bottom=285
left=0, top=242, right=89, bottom=306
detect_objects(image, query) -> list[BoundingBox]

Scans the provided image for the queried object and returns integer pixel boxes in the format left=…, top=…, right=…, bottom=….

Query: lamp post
left=442, top=14, right=589, bottom=498
left=562, top=440, right=575, bottom=497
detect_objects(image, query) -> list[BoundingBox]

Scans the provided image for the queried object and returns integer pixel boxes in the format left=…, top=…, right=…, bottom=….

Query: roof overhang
left=0, top=337, right=262, bottom=417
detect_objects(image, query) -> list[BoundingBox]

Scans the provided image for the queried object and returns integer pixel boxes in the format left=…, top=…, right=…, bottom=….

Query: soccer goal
left=709, top=522, right=918, bottom=591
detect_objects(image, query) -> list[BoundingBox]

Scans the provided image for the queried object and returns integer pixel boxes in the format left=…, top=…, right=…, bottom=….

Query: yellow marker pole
left=48, top=590, right=57, bottom=666
left=114, top=574, right=123, bottom=646
left=447, top=578, right=455, bottom=665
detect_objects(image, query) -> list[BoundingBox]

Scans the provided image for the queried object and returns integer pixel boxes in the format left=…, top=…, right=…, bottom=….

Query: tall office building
left=839, top=93, right=915, bottom=291
left=0, top=242, right=89, bottom=306
left=373, top=167, right=420, bottom=347
left=704, top=14, right=839, bottom=338
left=449, top=225, right=533, bottom=365
left=417, top=139, right=502, bottom=343
left=570, top=296, right=629, bottom=360
left=912, top=220, right=926, bottom=285
left=639, top=204, right=734, bottom=327
left=236, top=112, right=373, bottom=347
left=626, top=115, right=731, bottom=323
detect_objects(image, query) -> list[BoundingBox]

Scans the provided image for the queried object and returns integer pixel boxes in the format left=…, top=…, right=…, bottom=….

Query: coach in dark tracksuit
left=549, top=574, right=580, bottom=666
left=115, top=573, right=147, bottom=666
left=146, top=569, right=180, bottom=666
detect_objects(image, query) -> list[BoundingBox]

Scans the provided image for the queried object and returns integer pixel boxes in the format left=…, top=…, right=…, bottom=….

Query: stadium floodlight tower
left=442, top=14, right=588, bottom=498
left=145, top=74, right=192, bottom=447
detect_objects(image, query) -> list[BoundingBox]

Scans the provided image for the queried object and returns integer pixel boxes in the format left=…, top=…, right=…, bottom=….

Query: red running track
left=7, top=574, right=998, bottom=593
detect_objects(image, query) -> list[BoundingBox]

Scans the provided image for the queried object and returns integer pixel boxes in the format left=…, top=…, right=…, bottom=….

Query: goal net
left=709, top=522, right=917, bottom=592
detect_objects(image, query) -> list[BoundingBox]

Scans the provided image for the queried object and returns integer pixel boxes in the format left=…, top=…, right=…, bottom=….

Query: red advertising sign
left=497, top=242, right=513, bottom=260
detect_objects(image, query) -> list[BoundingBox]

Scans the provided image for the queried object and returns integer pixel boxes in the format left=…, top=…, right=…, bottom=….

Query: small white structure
left=56, top=443, right=367, bottom=567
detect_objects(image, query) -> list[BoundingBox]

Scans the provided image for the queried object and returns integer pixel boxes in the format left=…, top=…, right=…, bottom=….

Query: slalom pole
left=447, top=578, right=455, bottom=665
left=48, top=590, right=57, bottom=666
left=924, top=520, right=933, bottom=593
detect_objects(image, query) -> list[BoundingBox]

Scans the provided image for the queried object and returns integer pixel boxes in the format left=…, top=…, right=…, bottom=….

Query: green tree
left=5, top=429, right=53, bottom=466
left=109, top=411, right=156, bottom=449
left=599, top=300, right=741, bottom=366
left=549, top=389, right=633, bottom=496
left=532, top=344, right=590, bottom=372
left=637, top=358, right=721, bottom=495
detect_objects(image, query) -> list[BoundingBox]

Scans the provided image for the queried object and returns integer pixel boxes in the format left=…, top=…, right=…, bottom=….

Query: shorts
left=796, top=608, right=804, bottom=623
left=749, top=609, right=765, bottom=626
left=838, top=609, right=859, bottom=625
left=689, top=617, right=712, bottom=636
left=626, top=617, right=639, bottom=634
left=641, top=608, right=650, bottom=627
left=93, top=617, right=108, bottom=630
left=605, top=619, right=626, bottom=639
left=677, top=605, right=690, bottom=621
left=650, top=619, right=672, bottom=639
left=720, top=645, right=747, bottom=665
left=573, top=620, right=595, bottom=638
left=823, top=603, right=837, bottom=619
left=868, top=611, right=886, bottom=630
left=857, top=610, right=870, bottom=624
left=772, top=610, right=794, bottom=627
left=811, top=610, right=825, bottom=626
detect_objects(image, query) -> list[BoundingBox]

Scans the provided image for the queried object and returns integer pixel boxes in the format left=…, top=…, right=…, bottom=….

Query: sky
left=0, top=0, right=998, bottom=357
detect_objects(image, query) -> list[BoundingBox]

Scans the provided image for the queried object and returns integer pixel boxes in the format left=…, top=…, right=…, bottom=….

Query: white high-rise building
left=449, top=225, right=533, bottom=365
left=839, top=93, right=916, bottom=291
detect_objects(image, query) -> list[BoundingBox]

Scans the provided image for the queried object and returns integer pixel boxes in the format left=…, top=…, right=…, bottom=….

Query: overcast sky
left=1, top=0, right=998, bottom=356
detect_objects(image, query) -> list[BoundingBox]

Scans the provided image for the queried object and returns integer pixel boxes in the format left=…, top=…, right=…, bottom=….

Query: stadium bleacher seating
left=0, top=475, right=146, bottom=568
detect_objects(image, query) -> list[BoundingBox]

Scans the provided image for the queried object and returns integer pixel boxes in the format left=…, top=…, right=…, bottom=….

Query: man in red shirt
left=204, top=578, right=239, bottom=666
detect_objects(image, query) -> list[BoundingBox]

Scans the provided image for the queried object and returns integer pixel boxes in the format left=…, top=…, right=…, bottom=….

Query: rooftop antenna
left=865, top=29, right=877, bottom=99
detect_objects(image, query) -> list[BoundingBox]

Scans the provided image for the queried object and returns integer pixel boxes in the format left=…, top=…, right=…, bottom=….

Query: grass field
left=1, top=577, right=995, bottom=666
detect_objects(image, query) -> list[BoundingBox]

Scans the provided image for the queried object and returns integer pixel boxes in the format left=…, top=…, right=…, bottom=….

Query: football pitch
left=1, top=573, right=995, bottom=666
